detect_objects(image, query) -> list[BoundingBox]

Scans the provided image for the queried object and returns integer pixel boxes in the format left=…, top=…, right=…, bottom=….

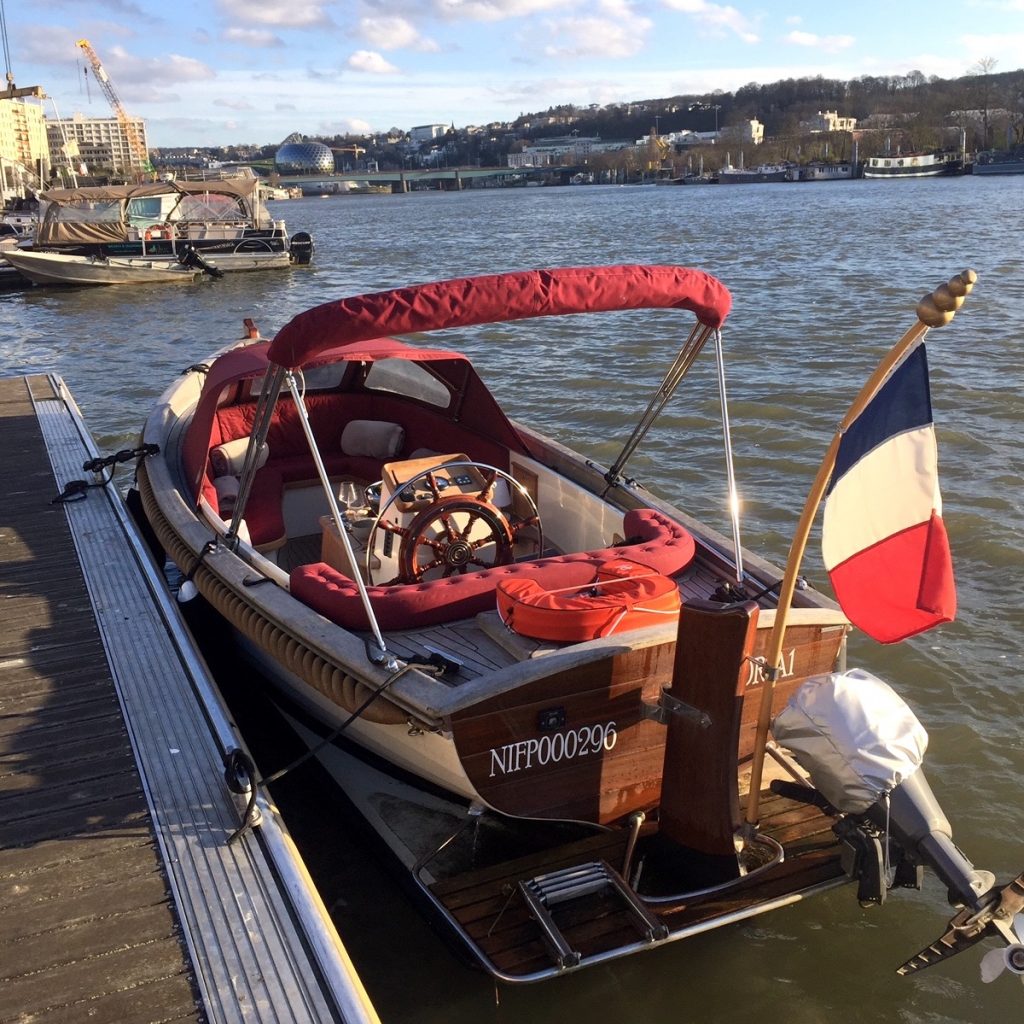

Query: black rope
left=710, top=576, right=796, bottom=604
left=51, top=478, right=93, bottom=503
left=223, top=748, right=259, bottom=845
left=182, top=539, right=217, bottom=586
left=82, top=443, right=159, bottom=475
left=256, top=657, right=446, bottom=792
left=52, top=444, right=160, bottom=504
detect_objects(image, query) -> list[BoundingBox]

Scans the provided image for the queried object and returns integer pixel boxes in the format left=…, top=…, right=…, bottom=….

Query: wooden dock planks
left=0, top=375, right=201, bottom=1023
left=0, top=372, right=387, bottom=1024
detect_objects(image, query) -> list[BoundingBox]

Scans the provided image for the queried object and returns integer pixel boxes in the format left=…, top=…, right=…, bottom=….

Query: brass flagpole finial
left=916, top=269, right=978, bottom=327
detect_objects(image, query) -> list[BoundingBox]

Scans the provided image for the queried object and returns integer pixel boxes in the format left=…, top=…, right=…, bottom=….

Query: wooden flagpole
left=743, top=269, right=978, bottom=832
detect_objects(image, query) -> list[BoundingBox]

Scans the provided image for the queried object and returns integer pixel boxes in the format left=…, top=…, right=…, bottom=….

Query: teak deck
left=429, top=787, right=845, bottom=980
left=0, top=375, right=373, bottom=1024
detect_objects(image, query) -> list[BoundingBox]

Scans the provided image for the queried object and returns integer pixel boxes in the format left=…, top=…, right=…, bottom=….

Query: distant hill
left=154, top=66, right=1023, bottom=172
left=513, top=67, right=1024, bottom=151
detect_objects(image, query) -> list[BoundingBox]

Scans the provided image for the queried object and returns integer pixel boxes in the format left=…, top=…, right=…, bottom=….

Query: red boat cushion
left=495, top=558, right=682, bottom=642
left=289, top=508, right=694, bottom=631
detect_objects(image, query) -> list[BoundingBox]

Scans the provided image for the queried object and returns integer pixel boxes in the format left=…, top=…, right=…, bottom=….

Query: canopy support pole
left=712, top=328, right=744, bottom=585
left=603, top=322, right=714, bottom=495
left=227, top=365, right=283, bottom=544
left=284, top=372, right=395, bottom=668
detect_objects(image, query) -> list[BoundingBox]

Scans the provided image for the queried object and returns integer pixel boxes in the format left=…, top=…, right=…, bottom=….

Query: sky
left=6, top=0, right=1024, bottom=148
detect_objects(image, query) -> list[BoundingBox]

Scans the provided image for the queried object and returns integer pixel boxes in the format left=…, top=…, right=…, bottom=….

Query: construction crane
left=644, top=125, right=670, bottom=172
left=76, top=39, right=151, bottom=175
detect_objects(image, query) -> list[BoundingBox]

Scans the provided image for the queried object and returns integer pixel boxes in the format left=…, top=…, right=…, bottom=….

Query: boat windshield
left=174, top=192, right=250, bottom=224
left=47, top=198, right=121, bottom=223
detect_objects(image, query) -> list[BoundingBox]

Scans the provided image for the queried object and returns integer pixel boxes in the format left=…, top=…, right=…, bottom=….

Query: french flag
left=822, top=344, right=956, bottom=644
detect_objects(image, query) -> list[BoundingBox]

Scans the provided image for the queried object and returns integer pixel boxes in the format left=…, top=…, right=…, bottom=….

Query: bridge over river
left=274, top=165, right=587, bottom=193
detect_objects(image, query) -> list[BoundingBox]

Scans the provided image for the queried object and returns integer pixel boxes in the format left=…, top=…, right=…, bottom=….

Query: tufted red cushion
left=289, top=508, right=695, bottom=630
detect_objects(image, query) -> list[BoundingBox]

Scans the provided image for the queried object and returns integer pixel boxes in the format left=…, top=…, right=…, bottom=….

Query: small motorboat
left=137, top=264, right=1023, bottom=982
left=4, top=248, right=206, bottom=287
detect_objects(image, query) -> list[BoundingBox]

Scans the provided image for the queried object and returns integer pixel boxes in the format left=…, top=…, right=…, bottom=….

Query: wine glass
left=337, top=480, right=361, bottom=512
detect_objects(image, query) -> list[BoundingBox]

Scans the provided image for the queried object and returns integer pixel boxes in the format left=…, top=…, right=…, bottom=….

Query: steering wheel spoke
left=365, top=460, right=544, bottom=585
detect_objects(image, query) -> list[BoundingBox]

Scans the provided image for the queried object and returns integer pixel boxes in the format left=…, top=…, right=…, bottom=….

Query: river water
left=2, top=178, right=1022, bottom=1022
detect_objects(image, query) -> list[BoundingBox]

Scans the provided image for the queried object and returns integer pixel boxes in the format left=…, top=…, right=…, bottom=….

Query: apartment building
left=46, top=112, right=150, bottom=175
left=0, top=97, right=49, bottom=191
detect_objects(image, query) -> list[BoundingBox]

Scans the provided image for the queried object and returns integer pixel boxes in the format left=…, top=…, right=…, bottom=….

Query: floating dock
left=0, top=374, right=379, bottom=1023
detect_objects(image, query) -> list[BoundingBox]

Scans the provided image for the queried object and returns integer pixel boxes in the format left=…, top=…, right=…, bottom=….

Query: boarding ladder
left=517, top=860, right=668, bottom=968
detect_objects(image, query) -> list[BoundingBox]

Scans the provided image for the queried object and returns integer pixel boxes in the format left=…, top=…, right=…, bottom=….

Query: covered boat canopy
left=39, top=179, right=262, bottom=204
left=35, top=179, right=265, bottom=246
left=267, top=265, right=732, bottom=370
left=181, top=336, right=531, bottom=501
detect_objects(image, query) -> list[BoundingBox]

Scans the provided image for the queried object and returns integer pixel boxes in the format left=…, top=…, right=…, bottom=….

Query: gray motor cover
left=771, top=668, right=928, bottom=814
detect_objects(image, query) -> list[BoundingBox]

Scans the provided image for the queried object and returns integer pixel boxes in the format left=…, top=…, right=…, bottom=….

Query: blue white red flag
left=821, top=344, right=956, bottom=643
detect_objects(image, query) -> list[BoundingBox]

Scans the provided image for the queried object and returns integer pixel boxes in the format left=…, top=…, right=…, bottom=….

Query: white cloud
left=785, top=30, right=855, bottom=53
left=347, top=50, right=400, bottom=73
left=222, top=27, right=285, bottom=46
left=85, top=46, right=216, bottom=89
left=434, top=0, right=574, bottom=22
left=320, top=117, right=374, bottom=134
left=216, top=0, right=331, bottom=28
left=961, top=32, right=1024, bottom=59
left=660, top=0, right=758, bottom=43
left=358, top=16, right=440, bottom=51
left=215, top=97, right=255, bottom=109
left=544, top=14, right=653, bottom=58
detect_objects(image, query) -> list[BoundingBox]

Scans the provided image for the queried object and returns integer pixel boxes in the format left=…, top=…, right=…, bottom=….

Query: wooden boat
left=24, top=179, right=313, bottom=272
left=3, top=248, right=205, bottom=286
left=137, top=265, right=1023, bottom=982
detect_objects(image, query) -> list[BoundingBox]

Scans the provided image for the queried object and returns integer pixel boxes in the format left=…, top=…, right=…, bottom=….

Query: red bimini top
left=267, top=264, right=732, bottom=370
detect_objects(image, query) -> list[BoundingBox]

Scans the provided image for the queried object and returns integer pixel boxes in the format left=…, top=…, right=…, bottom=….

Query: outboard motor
left=772, top=669, right=1024, bottom=975
left=178, top=245, right=225, bottom=278
left=289, top=231, right=314, bottom=265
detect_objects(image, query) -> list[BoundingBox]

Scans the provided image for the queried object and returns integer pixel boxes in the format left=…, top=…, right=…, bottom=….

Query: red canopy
left=267, top=265, right=731, bottom=369
left=180, top=336, right=530, bottom=500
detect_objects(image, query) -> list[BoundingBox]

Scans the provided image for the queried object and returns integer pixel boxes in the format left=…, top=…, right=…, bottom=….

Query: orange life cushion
left=496, top=558, right=681, bottom=642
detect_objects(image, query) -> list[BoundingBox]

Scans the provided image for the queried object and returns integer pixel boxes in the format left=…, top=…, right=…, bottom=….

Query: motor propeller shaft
left=897, top=871, right=1024, bottom=976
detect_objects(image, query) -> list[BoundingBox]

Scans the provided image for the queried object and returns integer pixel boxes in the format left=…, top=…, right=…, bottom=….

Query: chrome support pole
left=713, top=329, right=744, bottom=583
left=284, top=372, right=394, bottom=665
left=228, top=364, right=284, bottom=543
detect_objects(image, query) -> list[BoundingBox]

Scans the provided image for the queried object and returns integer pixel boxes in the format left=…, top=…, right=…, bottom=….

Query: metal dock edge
left=22, top=374, right=380, bottom=1024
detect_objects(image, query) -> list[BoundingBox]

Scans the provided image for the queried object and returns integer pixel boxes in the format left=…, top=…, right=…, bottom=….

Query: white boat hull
left=4, top=250, right=203, bottom=287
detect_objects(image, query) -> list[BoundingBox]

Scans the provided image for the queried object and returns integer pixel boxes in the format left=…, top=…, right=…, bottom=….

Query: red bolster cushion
left=289, top=508, right=694, bottom=631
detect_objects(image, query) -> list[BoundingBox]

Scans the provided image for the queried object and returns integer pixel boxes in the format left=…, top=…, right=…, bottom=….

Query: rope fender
left=137, top=464, right=408, bottom=725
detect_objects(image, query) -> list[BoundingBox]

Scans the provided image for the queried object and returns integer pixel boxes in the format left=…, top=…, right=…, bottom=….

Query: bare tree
left=970, top=57, right=998, bottom=149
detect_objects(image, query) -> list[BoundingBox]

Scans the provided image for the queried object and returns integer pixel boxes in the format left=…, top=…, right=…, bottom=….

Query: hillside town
left=1, top=63, right=1022, bottom=195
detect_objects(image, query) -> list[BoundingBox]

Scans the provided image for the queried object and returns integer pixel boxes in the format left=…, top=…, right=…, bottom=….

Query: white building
left=803, top=110, right=857, bottom=133
left=717, top=119, right=765, bottom=146
left=46, top=113, right=150, bottom=175
left=507, top=136, right=628, bottom=167
left=409, top=124, right=450, bottom=144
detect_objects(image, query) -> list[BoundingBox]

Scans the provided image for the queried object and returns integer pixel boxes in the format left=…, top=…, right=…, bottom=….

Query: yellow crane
left=76, top=39, right=151, bottom=174
left=644, top=125, right=670, bottom=171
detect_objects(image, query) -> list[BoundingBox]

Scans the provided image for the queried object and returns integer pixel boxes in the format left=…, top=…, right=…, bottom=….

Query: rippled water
left=2, top=178, right=1022, bottom=1022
